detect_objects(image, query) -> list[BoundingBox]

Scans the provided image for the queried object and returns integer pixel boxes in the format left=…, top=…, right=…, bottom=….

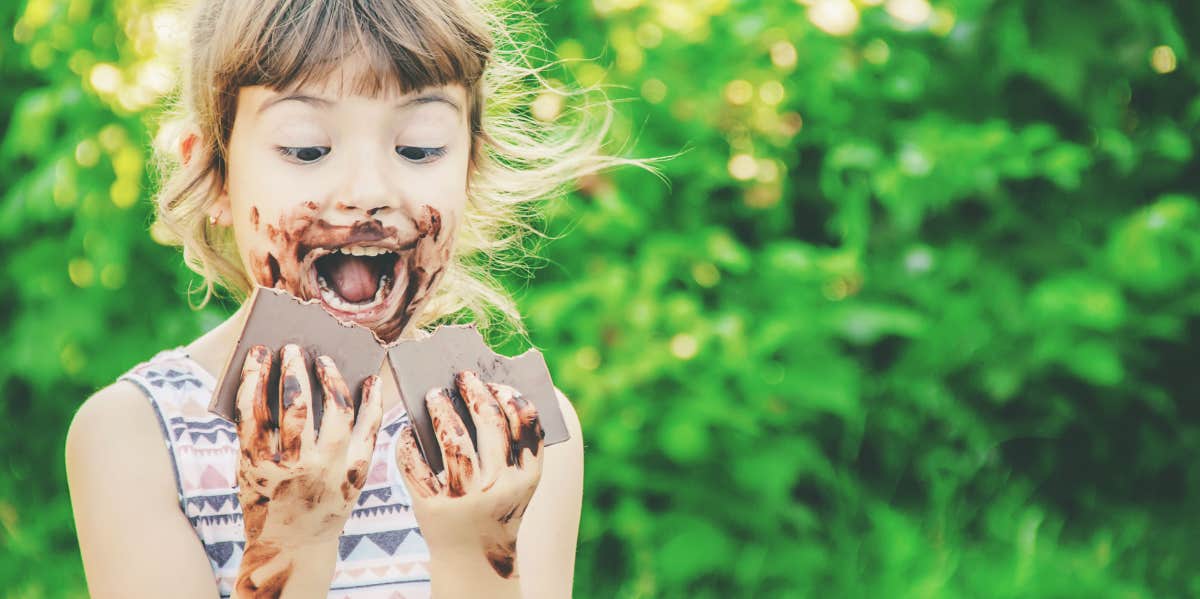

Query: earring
left=208, top=214, right=217, bottom=225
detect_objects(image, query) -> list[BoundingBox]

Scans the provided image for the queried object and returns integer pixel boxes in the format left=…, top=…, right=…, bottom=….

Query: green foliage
left=3, top=0, right=1200, bottom=597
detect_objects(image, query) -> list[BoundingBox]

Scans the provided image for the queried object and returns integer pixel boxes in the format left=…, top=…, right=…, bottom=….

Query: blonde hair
left=151, top=0, right=662, bottom=340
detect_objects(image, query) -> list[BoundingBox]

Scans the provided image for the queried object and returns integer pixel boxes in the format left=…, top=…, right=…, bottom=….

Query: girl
left=65, top=0, right=650, bottom=597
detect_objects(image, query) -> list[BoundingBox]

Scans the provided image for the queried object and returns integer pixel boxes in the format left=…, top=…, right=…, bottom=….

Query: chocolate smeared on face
left=245, top=203, right=452, bottom=342
left=417, top=204, right=442, bottom=241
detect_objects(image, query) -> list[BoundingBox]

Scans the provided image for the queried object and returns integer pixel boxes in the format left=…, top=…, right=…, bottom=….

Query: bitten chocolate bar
left=386, top=324, right=570, bottom=473
left=209, top=286, right=388, bottom=428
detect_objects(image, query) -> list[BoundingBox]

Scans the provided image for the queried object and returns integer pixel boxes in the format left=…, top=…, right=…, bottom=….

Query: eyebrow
left=257, top=91, right=462, bottom=115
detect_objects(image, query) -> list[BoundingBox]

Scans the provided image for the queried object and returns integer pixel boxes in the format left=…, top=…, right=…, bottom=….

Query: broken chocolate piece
left=209, top=286, right=388, bottom=429
left=386, top=324, right=569, bottom=473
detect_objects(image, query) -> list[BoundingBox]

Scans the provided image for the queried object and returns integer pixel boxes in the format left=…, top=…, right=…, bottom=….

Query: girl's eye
left=396, top=146, right=447, bottom=163
left=278, top=146, right=330, bottom=163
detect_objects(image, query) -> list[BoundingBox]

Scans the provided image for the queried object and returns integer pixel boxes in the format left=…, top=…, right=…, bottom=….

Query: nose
left=334, top=147, right=398, bottom=217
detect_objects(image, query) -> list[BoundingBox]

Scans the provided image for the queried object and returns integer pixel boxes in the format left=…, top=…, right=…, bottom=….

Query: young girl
left=65, top=1, right=647, bottom=596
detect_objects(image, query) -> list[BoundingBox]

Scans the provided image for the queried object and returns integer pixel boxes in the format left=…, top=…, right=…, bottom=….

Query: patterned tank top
left=120, top=347, right=432, bottom=598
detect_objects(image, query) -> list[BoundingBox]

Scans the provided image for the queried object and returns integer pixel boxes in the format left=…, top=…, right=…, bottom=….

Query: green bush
left=2, top=0, right=1199, bottom=597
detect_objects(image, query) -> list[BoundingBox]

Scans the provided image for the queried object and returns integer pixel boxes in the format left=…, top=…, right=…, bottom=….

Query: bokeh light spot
left=89, top=63, right=121, bottom=94
left=576, top=346, right=601, bottom=371
left=670, top=334, right=699, bottom=360
left=744, top=184, right=782, bottom=209
left=110, top=179, right=139, bottom=209
left=780, top=112, right=804, bottom=137
left=886, top=0, right=932, bottom=27
left=531, top=92, right=562, bottom=122
left=904, top=246, right=934, bottom=273
left=770, top=41, right=798, bottom=69
left=60, top=343, right=86, bottom=375
left=692, top=263, right=720, bottom=287
left=759, top=80, right=785, bottom=105
left=930, top=7, right=956, bottom=36
left=100, top=264, right=126, bottom=290
left=30, top=42, right=55, bottom=69
left=756, top=158, right=781, bottom=183
left=1151, top=45, right=1177, bottom=74
left=724, top=79, right=754, bottom=105
left=636, top=22, right=663, bottom=48
left=68, top=258, right=95, bottom=287
left=863, top=39, right=891, bottom=64
left=641, top=78, right=668, bottom=104
left=808, top=0, right=859, bottom=37
left=728, top=154, right=758, bottom=180
left=74, top=139, right=100, bottom=167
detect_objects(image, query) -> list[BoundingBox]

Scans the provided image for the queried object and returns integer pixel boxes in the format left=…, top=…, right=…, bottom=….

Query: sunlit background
left=3, top=0, right=1200, bottom=597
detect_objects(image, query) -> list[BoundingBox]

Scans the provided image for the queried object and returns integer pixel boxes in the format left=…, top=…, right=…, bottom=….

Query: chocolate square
left=386, top=324, right=569, bottom=473
left=209, top=287, right=388, bottom=428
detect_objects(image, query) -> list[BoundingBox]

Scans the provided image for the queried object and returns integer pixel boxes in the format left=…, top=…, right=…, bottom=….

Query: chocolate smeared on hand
left=385, top=324, right=569, bottom=474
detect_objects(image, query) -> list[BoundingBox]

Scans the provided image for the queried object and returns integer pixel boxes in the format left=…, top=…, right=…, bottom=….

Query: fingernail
left=432, top=386, right=451, bottom=405
left=454, top=370, right=471, bottom=387
left=281, top=344, right=304, bottom=362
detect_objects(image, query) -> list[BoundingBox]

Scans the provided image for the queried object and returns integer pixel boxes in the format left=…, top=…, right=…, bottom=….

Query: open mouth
left=308, top=246, right=407, bottom=321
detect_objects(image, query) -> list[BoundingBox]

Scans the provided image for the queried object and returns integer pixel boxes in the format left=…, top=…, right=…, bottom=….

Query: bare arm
left=516, top=388, right=585, bottom=599
left=66, top=381, right=221, bottom=599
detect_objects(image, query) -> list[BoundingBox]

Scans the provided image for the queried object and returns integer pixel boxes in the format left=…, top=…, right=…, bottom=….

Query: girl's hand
left=395, top=370, right=545, bottom=581
left=233, top=344, right=382, bottom=596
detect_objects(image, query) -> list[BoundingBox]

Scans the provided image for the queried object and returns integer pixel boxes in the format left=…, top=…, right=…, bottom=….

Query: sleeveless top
left=120, top=348, right=432, bottom=598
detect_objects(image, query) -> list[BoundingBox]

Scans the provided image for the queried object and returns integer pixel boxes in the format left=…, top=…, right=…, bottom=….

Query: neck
left=185, top=302, right=251, bottom=381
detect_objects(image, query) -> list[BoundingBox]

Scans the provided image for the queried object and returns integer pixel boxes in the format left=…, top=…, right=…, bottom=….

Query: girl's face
left=213, top=71, right=471, bottom=343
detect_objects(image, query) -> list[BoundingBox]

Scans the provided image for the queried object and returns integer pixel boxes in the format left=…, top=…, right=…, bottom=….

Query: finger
left=277, top=344, right=315, bottom=463
left=235, top=345, right=277, bottom=464
left=314, top=355, right=354, bottom=456
left=395, top=422, right=441, bottom=499
left=427, top=387, right=478, bottom=497
left=493, top=385, right=544, bottom=469
left=341, top=375, right=383, bottom=502
left=456, top=371, right=512, bottom=484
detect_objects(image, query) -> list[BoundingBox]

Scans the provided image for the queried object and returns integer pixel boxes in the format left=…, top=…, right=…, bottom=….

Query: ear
left=183, top=129, right=233, bottom=227
left=180, top=131, right=198, bottom=166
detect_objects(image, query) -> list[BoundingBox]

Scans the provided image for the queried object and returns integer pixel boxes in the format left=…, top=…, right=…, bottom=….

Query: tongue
left=325, top=254, right=379, bottom=303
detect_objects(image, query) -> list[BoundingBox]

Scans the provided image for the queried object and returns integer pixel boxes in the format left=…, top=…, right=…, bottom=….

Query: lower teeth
left=316, top=274, right=392, bottom=312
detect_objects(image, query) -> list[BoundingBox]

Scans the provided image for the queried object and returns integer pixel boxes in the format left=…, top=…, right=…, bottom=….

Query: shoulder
left=68, top=379, right=159, bottom=448
left=66, top=379, right=179, bottom=504
left=67, top=381, right=223, bottom=596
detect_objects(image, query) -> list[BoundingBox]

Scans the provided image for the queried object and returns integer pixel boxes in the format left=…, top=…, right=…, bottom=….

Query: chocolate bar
left=386, top=324, right=569, bottom=473
left=210, top=287, right=570, bottom=474
left=209, top=287, right=387, bottom=428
